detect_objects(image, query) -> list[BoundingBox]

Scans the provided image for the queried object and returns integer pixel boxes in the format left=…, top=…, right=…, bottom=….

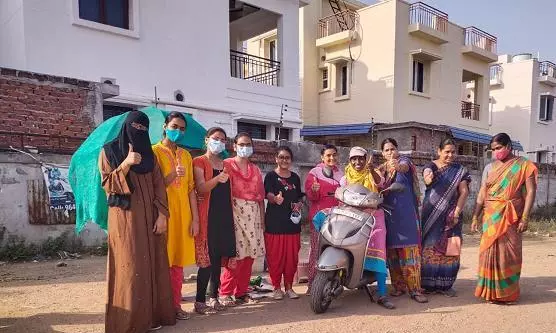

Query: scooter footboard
left=317, top=247, right=350, bottom=272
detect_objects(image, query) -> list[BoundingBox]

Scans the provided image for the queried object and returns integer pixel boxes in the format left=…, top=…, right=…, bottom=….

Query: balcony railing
left=230, top=50, right=280, bottom=86
left=317, top=10, right=358, bottom=39
left=539, top=61, right=556, bottom=78
left=461, top=101, right=480, bottom=121
left=409, top=2, right=448, bottom=33
left=490, top=64, right=502, bottom=81
left=464, top=27, right=497, bottom=53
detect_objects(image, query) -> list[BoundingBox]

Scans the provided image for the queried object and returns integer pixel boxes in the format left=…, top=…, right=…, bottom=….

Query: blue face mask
left=165, top=128, right=184, bottom=143
left=207, top=138, right=226, bottom=154
left=237, top=146, right=253, bottom=158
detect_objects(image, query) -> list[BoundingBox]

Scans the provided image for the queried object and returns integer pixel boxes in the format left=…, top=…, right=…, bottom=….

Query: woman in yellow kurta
left=152, top=111, right=199, bottom=321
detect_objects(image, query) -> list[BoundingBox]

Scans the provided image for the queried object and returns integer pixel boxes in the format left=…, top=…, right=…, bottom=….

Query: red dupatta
left=223, top=158, right=265, bottom=202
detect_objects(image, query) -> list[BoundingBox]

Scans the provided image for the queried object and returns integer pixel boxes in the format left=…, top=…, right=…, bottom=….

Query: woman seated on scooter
left=316, top=146, right=394, bottom=309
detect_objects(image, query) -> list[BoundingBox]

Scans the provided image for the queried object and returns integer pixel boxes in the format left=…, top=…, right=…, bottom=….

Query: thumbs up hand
left=311, top=179, right=320, bottom=193
left=423, top=168, right=434, bottom=185
left=216, top=167, right=229, bottom=183
left=175, top=157, right=185, bottom=177
left=274, top=191, right=284, bottom=205
left=124, top=143, right=142, bottom=167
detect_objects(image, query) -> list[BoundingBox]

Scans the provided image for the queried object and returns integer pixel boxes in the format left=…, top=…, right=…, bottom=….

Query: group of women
left=99, top=111, right=304, bottom=332
left=98, top=110, right=537, bottom=333
left=305, top=134, right=537, bottom=309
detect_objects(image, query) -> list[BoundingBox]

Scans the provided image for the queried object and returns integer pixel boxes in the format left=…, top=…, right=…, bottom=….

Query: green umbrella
left=69, top=106, right=209, bottom=233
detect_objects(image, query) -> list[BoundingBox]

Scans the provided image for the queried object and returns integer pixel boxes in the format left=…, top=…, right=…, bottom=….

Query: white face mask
left=207, top=138, right=225, bottom=154
left=290, top=211, right=302, bottom=224
left=236, top=146, right=253, bottom=158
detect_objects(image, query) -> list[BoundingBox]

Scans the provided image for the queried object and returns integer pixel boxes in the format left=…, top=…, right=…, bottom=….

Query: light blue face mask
left=237, top=146, right=253, bottom=158
left=165, top=128, right=184, bottom=143
left=207, top=138, right=226, bottom=154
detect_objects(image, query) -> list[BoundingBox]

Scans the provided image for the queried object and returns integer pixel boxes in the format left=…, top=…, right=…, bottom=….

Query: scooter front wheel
left=310, top=271, right=334, bottom=314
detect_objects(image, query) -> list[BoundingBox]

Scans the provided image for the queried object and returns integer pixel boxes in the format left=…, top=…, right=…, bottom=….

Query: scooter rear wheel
left=310, top=271, right=333, bottom=314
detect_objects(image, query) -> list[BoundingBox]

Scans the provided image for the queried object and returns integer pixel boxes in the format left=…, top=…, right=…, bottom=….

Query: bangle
left=521, top=216, right=529, bottom=222
left=472, top=216, right=479, bottom=223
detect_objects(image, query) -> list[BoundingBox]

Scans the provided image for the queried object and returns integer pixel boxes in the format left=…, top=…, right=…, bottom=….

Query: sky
left=361, top=0, right=556, bottom=61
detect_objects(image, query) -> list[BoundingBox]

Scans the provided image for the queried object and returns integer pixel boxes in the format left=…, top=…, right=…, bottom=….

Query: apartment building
left=0, top=0, right=306, bottom=140
left=297, top=0, right=499, bottom=151
left=489, top=54, right=556, bottom=163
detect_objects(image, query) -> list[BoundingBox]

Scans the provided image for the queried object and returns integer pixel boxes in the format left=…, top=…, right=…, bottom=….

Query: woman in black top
left=264, top=146, right=303, bottom=300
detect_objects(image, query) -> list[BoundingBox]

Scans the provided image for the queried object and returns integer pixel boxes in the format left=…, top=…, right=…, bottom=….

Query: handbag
left=445, top=236, right=462, bottom=256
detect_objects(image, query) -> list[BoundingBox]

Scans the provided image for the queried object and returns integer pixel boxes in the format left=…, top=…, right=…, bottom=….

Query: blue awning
left=301, top=123, right=373, bottom=137
left=449, top=126, right=523, bottom=151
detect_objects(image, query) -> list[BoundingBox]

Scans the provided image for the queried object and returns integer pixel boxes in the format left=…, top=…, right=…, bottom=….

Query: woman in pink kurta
left=304, top=144, right=344, bottom=294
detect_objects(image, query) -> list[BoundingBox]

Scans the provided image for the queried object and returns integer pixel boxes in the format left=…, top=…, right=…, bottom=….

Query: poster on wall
left=41, top=165, right=75, bottom=211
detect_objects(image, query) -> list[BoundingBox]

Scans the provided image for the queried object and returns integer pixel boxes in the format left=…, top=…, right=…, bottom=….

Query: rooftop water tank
left=512, top=53, right=533, bottom=62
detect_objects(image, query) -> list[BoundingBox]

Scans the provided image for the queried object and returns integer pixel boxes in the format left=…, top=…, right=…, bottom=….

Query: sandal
left=390, top=290, right=405, bottom=297
left=377, top=296, right=396, bottom=310
left=410, top=292, right=429, bottom=303
left=209, top=298, right=226, bottom=311
left=439, top=288, right=457, bottom=298
left=234, top=294, right=253, bottom=305
left=489, top=300, right=517, bottom=305
left=220, top=296, right=236, bottom=307
left=175, top=310, right=190, bottom=320
left=194, top=302, right=217, bottom=315
left=148, top=325, right=162, bottom=331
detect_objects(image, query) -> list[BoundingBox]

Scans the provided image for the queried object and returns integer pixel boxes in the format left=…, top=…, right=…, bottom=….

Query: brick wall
left=0, top=67, right=105, bottom=154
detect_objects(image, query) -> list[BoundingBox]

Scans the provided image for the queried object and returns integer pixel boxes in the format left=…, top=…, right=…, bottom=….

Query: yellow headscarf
left=344, top=164, right=379, bottom=192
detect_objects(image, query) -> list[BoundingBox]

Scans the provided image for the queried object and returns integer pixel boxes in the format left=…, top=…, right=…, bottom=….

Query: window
left=237, top=122, right=267, bottom=140
left=335, top=62, right=349, bottom=99
left=78, top=0, right=129, bottom=29
left=321, top=68, right=329, bottom=90
left=411, top=135, right=417, bottom=151
left=540, top=95, right=554, bottom=121
left=537, top=151, right=548, bottom=163
left=341, top=65, right=348, bottom=95
left=103, top=104, right=133, bottom=121
left=275, top=128, right=290, bottom=140
left=412, top=60, right=425, bottom=93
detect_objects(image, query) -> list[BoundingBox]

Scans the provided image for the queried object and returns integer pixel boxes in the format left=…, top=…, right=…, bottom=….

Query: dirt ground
left=1, top=236, right=556, bottom=333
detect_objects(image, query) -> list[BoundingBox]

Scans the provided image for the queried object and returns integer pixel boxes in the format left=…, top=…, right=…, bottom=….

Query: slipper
left=377, top=296, right=396, bottom=310
left=410, top=292, right=428, bottom=303
left=220, top=296, right=236, bottom=307
left=389, top=290, right=405, bottom=297
left=194, top=302, right=217, bottom=315
left=209, top=298, right=226, bottom=311
left=175, top=310, right=190, bottom=320
left=438, top=288, right=457, bottom=297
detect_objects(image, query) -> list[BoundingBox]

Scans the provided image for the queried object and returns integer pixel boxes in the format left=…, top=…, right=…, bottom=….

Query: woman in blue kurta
left=379, top=138, right=428, bottom=303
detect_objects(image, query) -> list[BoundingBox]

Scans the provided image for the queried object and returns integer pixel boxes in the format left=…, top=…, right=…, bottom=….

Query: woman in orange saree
left=471, top=133, right=537, bottom=304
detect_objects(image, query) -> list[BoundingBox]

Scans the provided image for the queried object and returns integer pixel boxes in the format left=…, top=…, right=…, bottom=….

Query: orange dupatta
left=192, top=155, right=213, bottom=268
